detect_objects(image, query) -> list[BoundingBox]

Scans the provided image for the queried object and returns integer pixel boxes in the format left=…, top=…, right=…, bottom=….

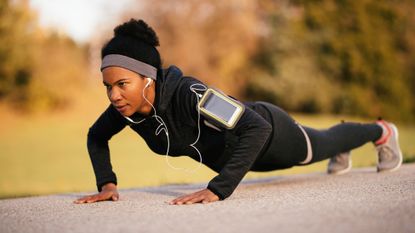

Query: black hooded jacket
left=88, top=66, right=277, bottom=200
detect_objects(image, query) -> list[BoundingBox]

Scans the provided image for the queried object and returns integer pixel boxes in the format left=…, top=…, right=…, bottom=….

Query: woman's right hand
left=73, top=183, right=119, bottom=204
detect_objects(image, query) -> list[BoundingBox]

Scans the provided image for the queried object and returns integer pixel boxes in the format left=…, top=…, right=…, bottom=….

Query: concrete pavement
left=1, top=164, right=414, bottom=233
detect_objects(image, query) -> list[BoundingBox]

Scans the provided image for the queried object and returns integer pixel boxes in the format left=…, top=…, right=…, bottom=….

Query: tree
left=246, top=0, right=415, bottom=121
left=0, top=0, right=35, bottom=99
left=0, top=0, right=90, bottom=111
left=120, top=0, right=261, bottom=96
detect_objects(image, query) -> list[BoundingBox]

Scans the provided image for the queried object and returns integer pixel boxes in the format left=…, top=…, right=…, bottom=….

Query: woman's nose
left=109, top=88, right=122, bottom=102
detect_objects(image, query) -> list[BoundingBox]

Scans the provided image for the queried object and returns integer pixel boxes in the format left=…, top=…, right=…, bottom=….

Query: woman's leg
left=248, top=101, right=388, bottom=171
left=301, top=122, right=383, bottom=165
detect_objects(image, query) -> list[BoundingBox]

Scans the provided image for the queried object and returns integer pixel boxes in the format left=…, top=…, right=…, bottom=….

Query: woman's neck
left=140, top=83, right=156, bottom=116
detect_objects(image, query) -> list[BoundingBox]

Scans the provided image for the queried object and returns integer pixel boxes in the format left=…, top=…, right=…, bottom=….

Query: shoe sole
left=377, top=124, right=403, bottom=173
left=328, top=160, right=352, bottom=175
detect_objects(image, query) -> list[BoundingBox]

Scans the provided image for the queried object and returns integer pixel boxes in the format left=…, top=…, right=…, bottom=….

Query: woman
left=74, top=19, right=402, bottom=205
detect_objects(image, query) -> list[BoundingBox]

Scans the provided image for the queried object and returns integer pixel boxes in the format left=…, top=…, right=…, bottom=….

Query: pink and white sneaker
left=375, top=120, right=403, bottom=172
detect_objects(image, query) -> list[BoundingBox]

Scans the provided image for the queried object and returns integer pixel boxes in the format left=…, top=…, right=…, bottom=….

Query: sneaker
left=327, top=151, right=352, bottom=175
left=375, top=120, right=403, bottom=172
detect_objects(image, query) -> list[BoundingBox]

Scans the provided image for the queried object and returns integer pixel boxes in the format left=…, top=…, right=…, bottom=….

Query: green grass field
left=1, top=101, right=414, bottom=199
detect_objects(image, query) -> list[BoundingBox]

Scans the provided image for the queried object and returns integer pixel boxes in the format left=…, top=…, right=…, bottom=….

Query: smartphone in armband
left=198, top=88, right=245, bottom=129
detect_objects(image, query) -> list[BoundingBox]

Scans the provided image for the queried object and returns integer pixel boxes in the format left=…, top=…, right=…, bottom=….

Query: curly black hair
left=101, top=19, right=162, bottom=73
left=114, top=19, right=160, bottom=47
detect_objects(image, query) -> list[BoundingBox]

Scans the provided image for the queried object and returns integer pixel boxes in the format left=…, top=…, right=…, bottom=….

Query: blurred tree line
left=247, top=0, right=415, bottom=122
left=0, top=0, right=89, bottom=112
left=1, top=0, right=414, bottom=122
left=124, top=0, right=415, bottom=122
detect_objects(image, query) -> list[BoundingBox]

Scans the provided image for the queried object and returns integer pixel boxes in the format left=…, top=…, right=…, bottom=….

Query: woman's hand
left=74, top=183, right=119, bottom=204
left=169, top=188, right=219, bottom=205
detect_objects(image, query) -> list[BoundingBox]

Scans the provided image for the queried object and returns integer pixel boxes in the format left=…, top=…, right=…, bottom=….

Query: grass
left=0, top=94, right=414, bottom=199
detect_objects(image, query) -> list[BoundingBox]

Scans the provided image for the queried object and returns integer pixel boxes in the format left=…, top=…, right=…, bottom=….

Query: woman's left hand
left=169, top=188, right=219, bottom=205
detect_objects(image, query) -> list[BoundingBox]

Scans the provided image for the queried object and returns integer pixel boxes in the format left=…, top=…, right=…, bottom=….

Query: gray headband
left=101, top=54, right=157, bottom=80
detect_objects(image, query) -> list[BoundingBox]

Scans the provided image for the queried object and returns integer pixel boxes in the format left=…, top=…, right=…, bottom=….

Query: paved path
left=1, top=164, right=414, bottom=233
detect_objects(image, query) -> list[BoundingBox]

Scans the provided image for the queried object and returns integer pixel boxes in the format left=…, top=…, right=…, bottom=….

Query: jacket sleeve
left=178, top=77, right=272, bottom=200
left=206, top=107, right=272, bottom=200
left=87, top=105, right=127, bottom=191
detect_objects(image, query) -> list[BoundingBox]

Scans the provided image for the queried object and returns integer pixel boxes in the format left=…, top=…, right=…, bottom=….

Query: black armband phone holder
left=197, top=88, right=245, bottom=129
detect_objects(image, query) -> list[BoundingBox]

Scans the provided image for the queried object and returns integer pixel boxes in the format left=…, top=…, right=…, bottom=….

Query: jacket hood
left=155, top=65, right=184, bottom=114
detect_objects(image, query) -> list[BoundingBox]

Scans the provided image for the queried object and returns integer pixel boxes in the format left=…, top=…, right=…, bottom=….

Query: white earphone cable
left=130, top=79, right=206, bottom=173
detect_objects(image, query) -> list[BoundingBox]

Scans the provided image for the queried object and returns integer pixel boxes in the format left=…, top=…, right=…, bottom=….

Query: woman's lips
left=115, top=104, right=128, bottom=113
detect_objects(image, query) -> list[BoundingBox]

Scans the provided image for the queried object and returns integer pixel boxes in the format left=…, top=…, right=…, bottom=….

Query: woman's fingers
left=184, top=196, right=205, bottom=205
left=170, top=195, right=192, bottom=205
left=111, top=192, right=119, bottom=201
left=74, top=195, right=94, bottom=204
left=86, top=195, right=100, bottom=203
left=178, top=192, right=200, bottom=204
left=169, top=189, right=219, bottom=205
left=87, top=192, right=111, bottom=203
left=74, top=191, right=118, bottom=204
left=170, top=193, right=195, bottom=205
left=81, top=194, right=100, bottom=203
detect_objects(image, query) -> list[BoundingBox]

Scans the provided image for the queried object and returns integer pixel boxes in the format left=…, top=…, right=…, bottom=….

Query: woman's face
left=102, top=66, right=152, bottom=117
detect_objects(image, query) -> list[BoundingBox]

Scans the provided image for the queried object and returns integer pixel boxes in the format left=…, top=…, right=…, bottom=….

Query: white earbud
left=145, top=78, right=152, bottom=88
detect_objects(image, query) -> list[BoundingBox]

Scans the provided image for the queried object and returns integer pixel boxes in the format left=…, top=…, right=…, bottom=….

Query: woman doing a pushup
left=74, top=19, right=402, bottom=205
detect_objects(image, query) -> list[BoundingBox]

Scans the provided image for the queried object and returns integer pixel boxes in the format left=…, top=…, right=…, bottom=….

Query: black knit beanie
left=101, top=19, right=162, bottom=77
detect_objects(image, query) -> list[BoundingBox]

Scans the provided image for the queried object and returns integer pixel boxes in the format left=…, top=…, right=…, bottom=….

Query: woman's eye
left=118, top=82, right=127, bottom=87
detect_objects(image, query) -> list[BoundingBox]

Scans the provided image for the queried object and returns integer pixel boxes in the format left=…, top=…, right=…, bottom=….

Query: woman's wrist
left=102, top=182, right=117, bottom=191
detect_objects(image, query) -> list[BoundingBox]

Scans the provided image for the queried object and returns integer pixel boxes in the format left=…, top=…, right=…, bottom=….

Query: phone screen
left=203, top=93, right=237, bottom=122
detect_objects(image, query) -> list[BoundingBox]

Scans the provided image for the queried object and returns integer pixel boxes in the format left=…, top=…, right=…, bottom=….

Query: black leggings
left=302, top=122, right=382, bottom=165
left=249, top=102, right=383, bottom=171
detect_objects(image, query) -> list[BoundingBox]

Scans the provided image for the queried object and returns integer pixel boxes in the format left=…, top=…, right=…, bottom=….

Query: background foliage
left=246, top=0, right=415, bottom=122
left=1, top=0, right=415, bottom=122
left=0, top=0, right=89, bottom=112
